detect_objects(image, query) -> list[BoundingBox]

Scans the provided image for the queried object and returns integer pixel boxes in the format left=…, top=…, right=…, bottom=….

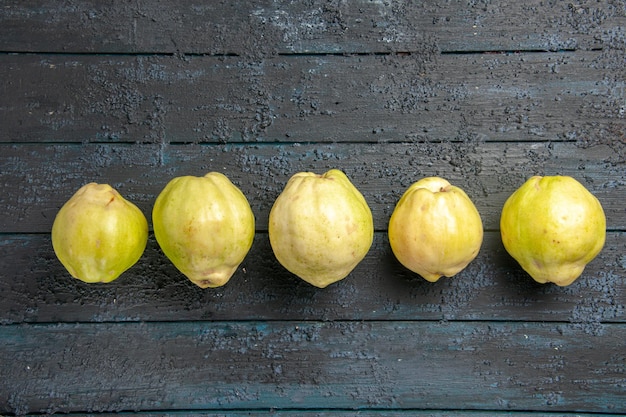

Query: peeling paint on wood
left=1, top=142, right=624, bottom=233
left=1, top=52, right=624, bottom=144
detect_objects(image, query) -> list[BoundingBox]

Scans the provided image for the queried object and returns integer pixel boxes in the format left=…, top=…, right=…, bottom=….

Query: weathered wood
left=2, top=1, right=625, bottom=415
left=1, top=232, right=623, bottom=324
left=1, top=321, right=624, bottom=414
left=1, top=142, right=623, bottom=234
left=1, top=52, right=624, bottom=144
left=0, top=0, right=623, bottom=54
left=19, top=413, right=618, bottom=417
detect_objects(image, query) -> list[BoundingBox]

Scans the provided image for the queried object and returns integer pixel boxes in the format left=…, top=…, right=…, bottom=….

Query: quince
left=51, top=183, right=148, bottom=283
left=388, top=177, right=483, bottom=282
left=269, top=169, right=373, bottom=288
left=152, top=172, right=255, bottom=288
left=500, top=175, right=606, bottom=286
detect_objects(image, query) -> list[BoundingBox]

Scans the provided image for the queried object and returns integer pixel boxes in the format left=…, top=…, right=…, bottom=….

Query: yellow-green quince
left=388, top=177, right=483, bottom=282
left=51, top=183, right=148, bottom=283
left=269, top=169, right=374, bottom=288
left=500, top=175, right=606, bottom=286
left=152, top=172, right=255, bottom=288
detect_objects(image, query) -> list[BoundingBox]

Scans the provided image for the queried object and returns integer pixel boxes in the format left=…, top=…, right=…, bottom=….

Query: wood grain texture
left=1, top=142, right=623, bottom=233
left=0, top=0, right=623, bottom=54
left=1, top=321, right=624, bottom=414
left=31, top=413, right=620, bottom=417
left=2, top=52, right=624, bottom=144
left=1, top=232, right=623, bottom=325
left=1, top=1, right=625, bottom=415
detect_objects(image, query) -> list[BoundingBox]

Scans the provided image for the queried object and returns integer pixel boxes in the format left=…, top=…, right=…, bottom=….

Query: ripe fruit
left=500, top=175, right=606, bottom=286
left=51, top=183, right=148, bottom=283
left=269, top=169, right=374, bottom=288
left=388, top=177, right=483, bottom=282
left=152, top=172, right=255, bottom=288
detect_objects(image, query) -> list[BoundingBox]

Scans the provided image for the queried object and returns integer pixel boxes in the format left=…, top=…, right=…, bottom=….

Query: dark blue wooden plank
left=43, top=412, right=621, bottom=417
left=1, top=142, right=623, bottom=234
left=1, top=232, right=624, bottom=324
left=1, top=321, right=624, bottom=414
left=1, top=52, right=624, bottom=144
left=1, top=0, right=620, bottom=54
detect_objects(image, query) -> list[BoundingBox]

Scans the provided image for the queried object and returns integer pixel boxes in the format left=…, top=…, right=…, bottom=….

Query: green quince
left=388, top=177, right=483, bottom=282
left=500, top=175, right=606, bottom=286
left=152, top=172, right=255, bottom=288
left=51, top=183, right=148, bottom=283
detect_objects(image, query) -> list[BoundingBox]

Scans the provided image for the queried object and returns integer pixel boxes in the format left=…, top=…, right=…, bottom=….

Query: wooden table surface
left=1, top=1, right=625, bottom=415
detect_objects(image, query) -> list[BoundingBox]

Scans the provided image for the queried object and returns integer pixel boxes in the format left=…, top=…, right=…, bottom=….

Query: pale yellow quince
left=500, top=175, right=606, bottom=286
left=388, top=177, right=483, bottom=282
left=51, top=183, right=148, bottom=283
left=269, top=169, right=374, bottom=288
left=152, top=172, right=255, bottom=288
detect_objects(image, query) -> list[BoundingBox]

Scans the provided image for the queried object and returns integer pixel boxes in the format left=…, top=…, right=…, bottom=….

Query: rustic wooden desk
left=1, top=1, right=625, bottom=415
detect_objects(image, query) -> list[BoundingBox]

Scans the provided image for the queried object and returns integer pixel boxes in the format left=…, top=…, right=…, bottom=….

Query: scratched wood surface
left=0, top=1, right=625, bottom=415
